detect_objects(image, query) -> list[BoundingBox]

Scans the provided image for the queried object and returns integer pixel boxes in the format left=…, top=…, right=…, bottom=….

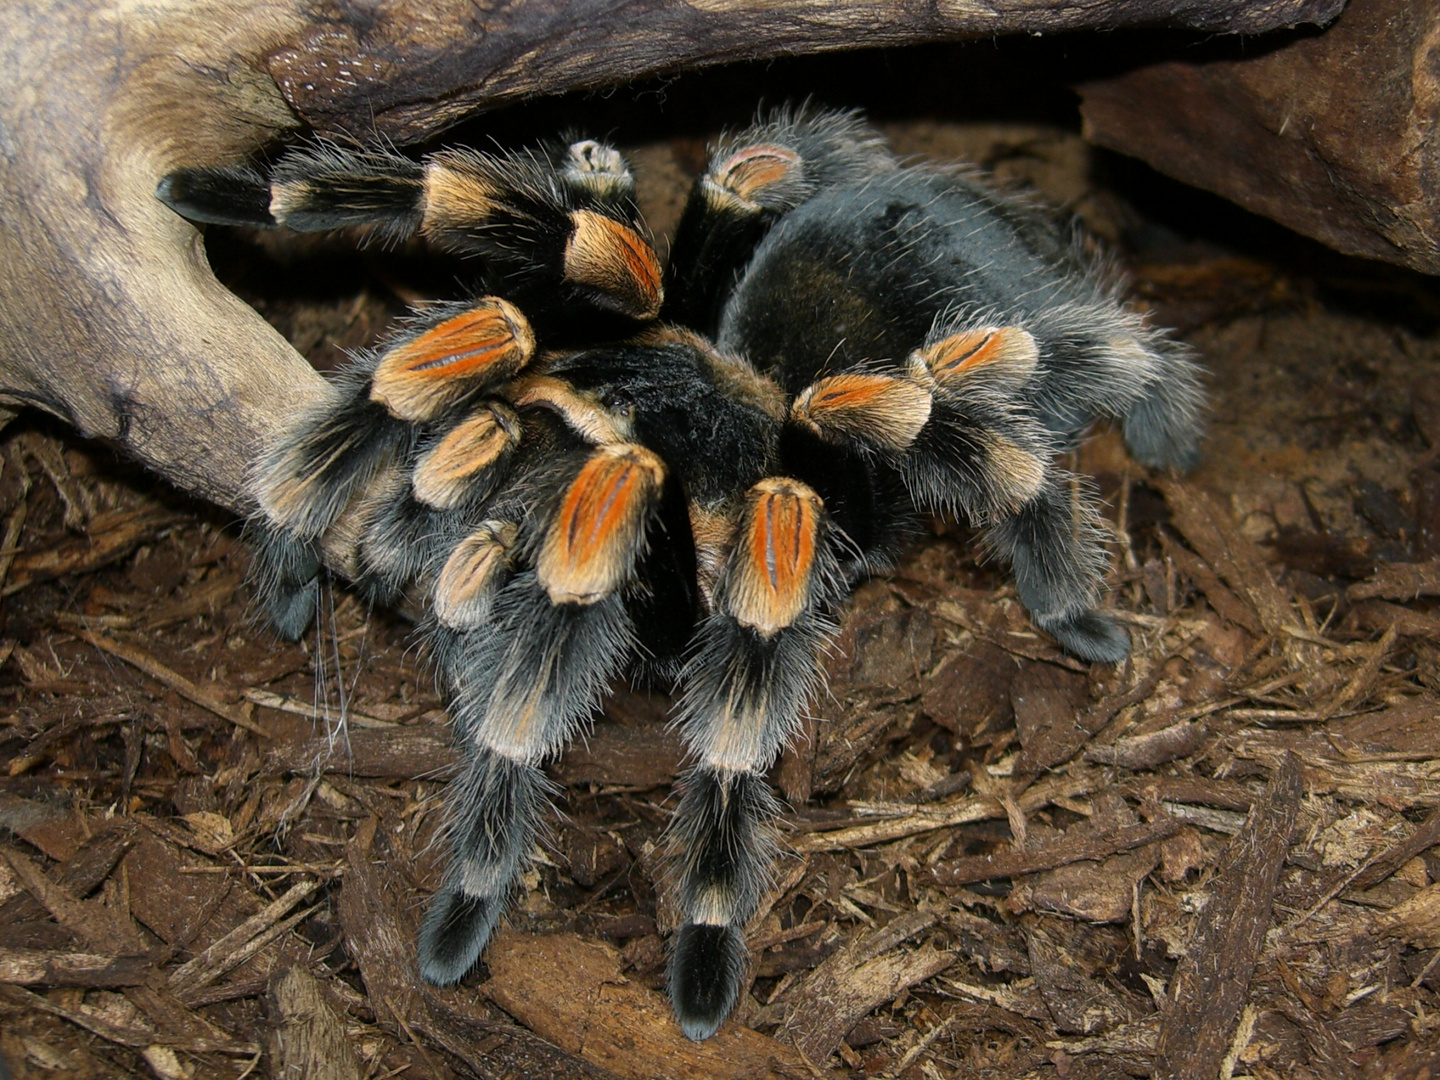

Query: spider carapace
left=158, top=107, right=1203, bottom=1040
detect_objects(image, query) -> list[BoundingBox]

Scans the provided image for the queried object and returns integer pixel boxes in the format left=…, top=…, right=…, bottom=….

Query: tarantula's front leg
left=418, top=441, right=673, bottom=983
left=159, top=138, right=660, bottom=324
left=246, top=298, right=535, bottom=634
left=667, top=478, right=842, bottom=1040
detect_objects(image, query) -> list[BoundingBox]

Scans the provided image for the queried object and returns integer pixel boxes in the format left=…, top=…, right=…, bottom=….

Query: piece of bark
left=1364, top=1036, right=1440, bottom=1080
left=0, top=822, right=134, bottom=929
left=167, top=879, right=318, bottom=999
left=1079, top=0, right=1440, bottom=275
left=2, top=509, right=180, bottom=596
left=263, top=720, right=684, bottom=787
left=1015, top=795, right=1165, bottom=924
left=1376, top=882, right=1440, bottom=949
left=1011, top=662, right=1091, bottom=772
left=1151, top=752, right=1303, bottom=1080
left=0, top=846, right=145, bottom=955
left=0, top=791, right=85, bottom=862
left=1347, top=559, right=1440, bottom=603
left=1085, top=721, right=1208, bottom=769
left=1158, top=482, right=1292, bottom=635
left=267, top=966, right=364, bottom=1080
left=921, top=641, right=1018, bottom=742
left=0, top=947, right=149, bottom=988
left=268, top=1, right=1346, bottom=143
left=775, top=911, right=954, bottom=1064
left=1348, top=598, right=1440, bottom=639
left=1352, top=806, right=1440, bottom=890
left=930, top=817, right=1180, bottom=888
left=1026, top=925, right=1146, bottom=1036
left=483, top=930, right=809, bottom=1079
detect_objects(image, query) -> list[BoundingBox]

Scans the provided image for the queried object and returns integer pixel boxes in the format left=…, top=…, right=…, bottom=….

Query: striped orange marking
left=713, top=144, right=800, bottom=203
left=537, top=444, right=664, bottom=604
left=922, top=326, right=1038, bottom=387
left=791, top=373, right=931, bottom=451
left=563, top=211, right=663, bottom=320
left=371, top=299, right=535, bottom=422
left=726, top=477, right=822, bottom=635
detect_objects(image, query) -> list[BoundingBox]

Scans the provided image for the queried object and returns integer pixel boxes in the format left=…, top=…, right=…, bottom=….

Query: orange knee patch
left=371, top=299, right=535, bottom=422
left=562, top=211, right=663, bottom=321
left=710, top=144, right=801, bottom=205
left=412, top=403, right=520, bottom=510
left=919, top=326, right=1038, bottom=387
left=537, top=444, right=665, bottom=605
left=725, top=478, right=823, bottom=636
left=790, top=373, right=932, bottom=451
left=434, top=522, right=516, bottom=630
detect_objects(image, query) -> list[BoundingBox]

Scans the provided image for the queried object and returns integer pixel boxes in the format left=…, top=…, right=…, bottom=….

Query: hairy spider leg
left=666, top=477, right=845, bottom=1040
left=661, top=106, right=896, bottom=335
left=418, top=441, right=671, bottom=984
left=246, top=298, right=536, bottom=636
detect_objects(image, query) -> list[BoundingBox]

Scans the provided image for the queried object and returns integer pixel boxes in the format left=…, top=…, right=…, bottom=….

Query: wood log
left=1079, top=0, right=1440, bottom=274
left=0, top=0, right=1340, bottom=513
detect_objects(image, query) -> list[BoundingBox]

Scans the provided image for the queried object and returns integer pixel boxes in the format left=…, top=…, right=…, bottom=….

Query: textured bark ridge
left=1079, top=0, right=1440, bottom=274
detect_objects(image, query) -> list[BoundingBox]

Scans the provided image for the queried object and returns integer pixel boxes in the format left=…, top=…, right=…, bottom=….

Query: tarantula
left=157, top=107, right=1203, bottom=1040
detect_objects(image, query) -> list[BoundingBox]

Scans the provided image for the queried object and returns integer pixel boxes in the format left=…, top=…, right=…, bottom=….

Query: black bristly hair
left=158, top=105, right=1205, bottom=1043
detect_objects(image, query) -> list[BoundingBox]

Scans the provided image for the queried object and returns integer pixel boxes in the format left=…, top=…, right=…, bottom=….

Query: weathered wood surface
left=0, top=0, right=1340, bottom=513
left=267, top=1, right=1346, bottom=143
left=1079, top=0, right=1440, bottom=274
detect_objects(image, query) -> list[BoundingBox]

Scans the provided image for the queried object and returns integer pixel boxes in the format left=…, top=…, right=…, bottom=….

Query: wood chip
left=167, top=879, right=318, bottom=998
left=775, top=911, right=954, bottom=1063
left=0, top=984, right=258, bottom=1055
left=1352, top=806, right=1440, bottom=890
left=0, top=947, right=150, bottom=987
left=930, top=817, right=1180, bottom=888
left=1346, top=559, right=1440, bottom=602
left=1152, top=752, right=1303, bottom=1080
left=483, top=930, right=809, bottom=1079
left=73, top=628, right=269, bottom=737
left=244, top=688, right=396, bottom=731
left=267, top=966, right=364, bottom=1080
left=0, top=844, right=145, bottom=954
left=1158, top=481, right=1293, bottom=635
left=2, top=507, right=179, bottom=595
left=1376, top=882, right=1440, bottom=949
left=1086, top=721, right=1208, bottom=769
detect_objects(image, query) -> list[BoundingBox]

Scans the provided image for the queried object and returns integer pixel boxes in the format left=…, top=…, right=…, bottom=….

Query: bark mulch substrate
left=3, top=115, right=1440, bottom=1080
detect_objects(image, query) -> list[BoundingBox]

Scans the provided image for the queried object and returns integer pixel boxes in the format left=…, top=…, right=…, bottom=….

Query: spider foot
left=1036, top=608, right=1130, bottom=665
left=668, top=923, right=747, bottom=1042
left=417, top=887, right=505, bottom=986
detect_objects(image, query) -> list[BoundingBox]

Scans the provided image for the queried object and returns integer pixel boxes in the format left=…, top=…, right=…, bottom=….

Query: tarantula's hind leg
left=667, top=478, right=841, bottom=1039
left=420, top=443, right=671, bottom=984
